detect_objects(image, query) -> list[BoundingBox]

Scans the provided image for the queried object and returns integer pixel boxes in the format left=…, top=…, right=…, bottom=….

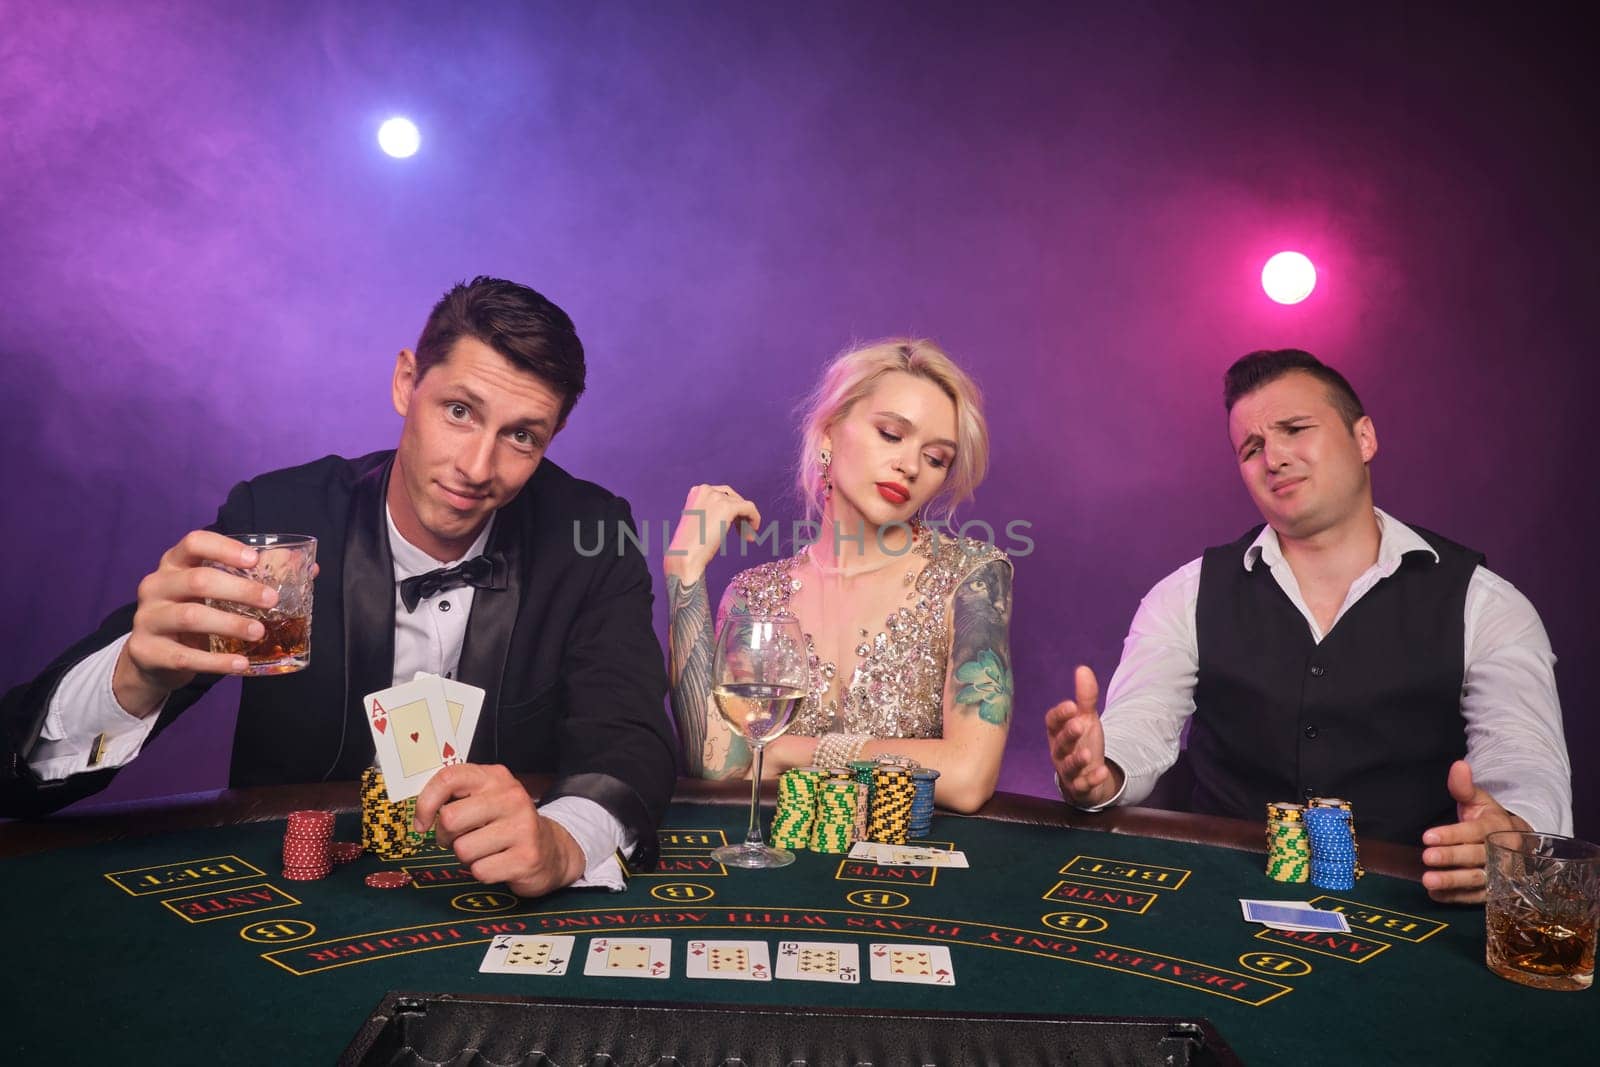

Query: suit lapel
left=458, top=498, right=524, bottom=763
left=341, top=457, right=396, bottom=771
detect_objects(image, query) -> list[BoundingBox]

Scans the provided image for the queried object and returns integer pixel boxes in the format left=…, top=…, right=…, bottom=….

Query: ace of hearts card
left=364, top=675, right=464, bottom=800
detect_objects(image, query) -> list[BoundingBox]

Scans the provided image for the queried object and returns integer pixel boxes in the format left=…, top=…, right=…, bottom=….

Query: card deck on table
left=583, top=937, right=672, bottom=979
left=363, top=676, right=464, bottom=800
left=868, top=943, right=955, bottom=985
left=685, top=940, right=771, bottom=981
left=1240, top=900, right=1351, bottom=932
left=774, top=941, right=860, bottom=984
left=478, top=935, right=574, bottom=976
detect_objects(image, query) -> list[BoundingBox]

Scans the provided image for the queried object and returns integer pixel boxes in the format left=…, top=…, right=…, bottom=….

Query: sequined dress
left=728, top=532, right=1009, bottom=739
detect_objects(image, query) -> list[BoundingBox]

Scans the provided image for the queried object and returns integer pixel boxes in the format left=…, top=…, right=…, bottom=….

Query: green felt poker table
left=0, top=778, right=1588, bottom=1064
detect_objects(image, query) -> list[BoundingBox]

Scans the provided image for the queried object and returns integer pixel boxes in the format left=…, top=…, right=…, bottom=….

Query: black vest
left=1188, top=523, right=1483, bottom=844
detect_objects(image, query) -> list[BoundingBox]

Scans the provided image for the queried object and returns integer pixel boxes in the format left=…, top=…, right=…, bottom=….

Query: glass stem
left=745, top=741, right=767, bottom=847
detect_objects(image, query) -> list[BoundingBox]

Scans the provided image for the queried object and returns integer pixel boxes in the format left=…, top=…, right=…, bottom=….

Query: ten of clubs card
left=868, top=943, right=956, bottom=986
left=583, top=937, right=672, bottom=979
left=685, top=940, right=772, bottom=981
left=478, top=935, right=574, bottom=976
left=774, top=941, right=860, bottom=984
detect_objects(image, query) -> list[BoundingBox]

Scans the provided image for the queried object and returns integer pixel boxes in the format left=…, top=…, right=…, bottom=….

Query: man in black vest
left=1046, top=349, right=1571, bottom=904
left=1, top=277, right=678, bottom=898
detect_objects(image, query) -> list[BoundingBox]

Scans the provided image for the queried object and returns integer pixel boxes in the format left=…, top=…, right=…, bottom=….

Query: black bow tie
left=399, top=554, right=505, bottom=612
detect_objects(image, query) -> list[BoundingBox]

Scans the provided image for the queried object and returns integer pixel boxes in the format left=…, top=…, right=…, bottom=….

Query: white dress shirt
left=30, top=507, right=634, bottom=888
left=1088, top=509, right=1572, bottom=836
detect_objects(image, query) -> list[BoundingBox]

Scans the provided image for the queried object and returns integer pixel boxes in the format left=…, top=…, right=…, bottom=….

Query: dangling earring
left=820, top=449, right=832, bottom=497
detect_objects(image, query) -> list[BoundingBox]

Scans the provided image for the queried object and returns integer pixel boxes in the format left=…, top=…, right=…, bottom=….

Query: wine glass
left=709, top=613, right=808, bottom=869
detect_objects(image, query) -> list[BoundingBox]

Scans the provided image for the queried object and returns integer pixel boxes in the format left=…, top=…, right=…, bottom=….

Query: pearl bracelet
left=813, top=732, right=869, bottom=768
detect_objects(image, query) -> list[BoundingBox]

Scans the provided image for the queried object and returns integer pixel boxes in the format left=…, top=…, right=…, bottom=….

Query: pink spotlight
left=1262, top=251, right=1317, bottom=304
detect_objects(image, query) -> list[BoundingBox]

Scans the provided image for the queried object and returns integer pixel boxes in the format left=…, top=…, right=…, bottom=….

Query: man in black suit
left=1, top=277, right=677, bottom=898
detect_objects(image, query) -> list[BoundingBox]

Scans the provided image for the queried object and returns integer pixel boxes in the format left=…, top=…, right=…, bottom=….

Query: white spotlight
left=1262, top=251, right=1316, bottom=305
left=377, top=117, right=421, bottom=159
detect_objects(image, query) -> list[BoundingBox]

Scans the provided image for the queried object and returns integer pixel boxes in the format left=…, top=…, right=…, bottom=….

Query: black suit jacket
left=1, top=452, right=677, bottom=868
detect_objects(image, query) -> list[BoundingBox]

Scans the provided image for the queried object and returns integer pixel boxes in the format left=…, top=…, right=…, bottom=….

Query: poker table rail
left=0, top=777, right=1427, bottom=881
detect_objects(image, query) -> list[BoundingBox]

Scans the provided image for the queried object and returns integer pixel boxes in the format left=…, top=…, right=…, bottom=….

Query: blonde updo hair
left=796, top=339, right=990, bottom=522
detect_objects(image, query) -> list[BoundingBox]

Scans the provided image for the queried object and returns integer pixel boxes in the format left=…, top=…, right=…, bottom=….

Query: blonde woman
left=664, top=340, right=1013, bottom=812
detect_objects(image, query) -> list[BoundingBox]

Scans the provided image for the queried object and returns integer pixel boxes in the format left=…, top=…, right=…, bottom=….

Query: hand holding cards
left=364, top=673, right=484, bottom=801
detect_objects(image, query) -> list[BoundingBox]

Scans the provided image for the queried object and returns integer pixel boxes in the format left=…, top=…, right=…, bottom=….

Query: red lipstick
left=876, top=482, right=910, bottom=505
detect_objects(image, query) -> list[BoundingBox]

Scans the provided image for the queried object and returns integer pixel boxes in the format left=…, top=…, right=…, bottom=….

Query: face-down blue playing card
left=1240, top=900, right=1350, bottom=931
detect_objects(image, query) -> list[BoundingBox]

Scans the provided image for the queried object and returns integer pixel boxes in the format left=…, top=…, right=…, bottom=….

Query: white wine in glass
left=710, top=614, right=808, bottom=869
left=713, top=682, right=804, bottom=745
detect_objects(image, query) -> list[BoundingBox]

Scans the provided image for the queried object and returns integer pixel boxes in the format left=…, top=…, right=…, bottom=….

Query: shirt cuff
left=538, top=795, right=636, bottom=892
left=28, top=635, right=164, bottom=781
left=1057, top=760, right=1128, bottom=813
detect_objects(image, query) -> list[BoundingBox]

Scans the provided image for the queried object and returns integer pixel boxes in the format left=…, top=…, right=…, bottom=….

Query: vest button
left=1309, top=665, right=1326, bottom=677
left=1303, top=724, right=1319, bottom=739
left=438, top=600, right=453, bottom=613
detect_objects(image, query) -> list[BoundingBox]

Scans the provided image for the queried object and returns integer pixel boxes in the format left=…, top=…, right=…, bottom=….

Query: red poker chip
left=364, top=871, right=412, bottom=889
left=281, top=867, right=330, bottom=880
left=331, top=842, right=363, bottom=865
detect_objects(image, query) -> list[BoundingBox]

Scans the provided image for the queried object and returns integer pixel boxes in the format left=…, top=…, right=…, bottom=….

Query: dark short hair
left=1223, top=349, right=1364, bottom=430
left=413, top=276, right=586, bottom=425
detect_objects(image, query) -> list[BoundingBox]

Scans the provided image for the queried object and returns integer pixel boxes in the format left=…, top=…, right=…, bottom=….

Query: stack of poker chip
left=908, top=768, right=940, bottom=838
left=867, top=766, right=916, bottom=845
left=770, top=767, right=823, bottom=850
left=360, top=767, right=424, bottom=860
left=1265, top=802, right=1310, bottom=883
left=1305, top=805, right=1359, bottom=890
left=1309, top=797, right=1365, bottom=879
left=850, top=761, right=880, bottom=842
left=821, top=770, right=869, bottom=846
left=281, top=810, right=336, bottom=881
left=810, top=779, right=859, bottom=853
